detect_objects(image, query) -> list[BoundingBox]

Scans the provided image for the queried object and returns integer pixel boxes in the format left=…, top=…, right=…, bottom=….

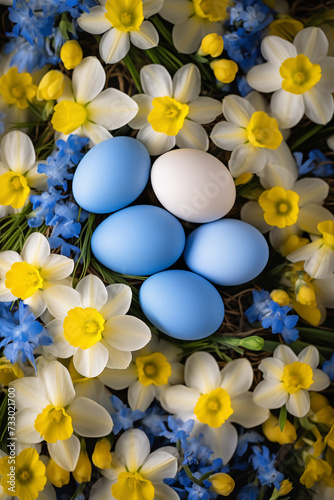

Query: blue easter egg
left=184, top=219, right=269, bottom=286
left=72, top=137, right=151, bottom=213
left=91, top=205, right=185, bottom=276
left=139, top=270, right=225, bottom=340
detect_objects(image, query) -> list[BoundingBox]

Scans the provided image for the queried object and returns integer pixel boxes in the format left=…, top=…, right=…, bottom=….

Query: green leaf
left=279, top=405, right=287, bottom=432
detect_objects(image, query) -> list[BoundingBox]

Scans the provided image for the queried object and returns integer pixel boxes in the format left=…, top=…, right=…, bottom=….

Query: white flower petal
left=0, top=282, right=15, bottom=302
left=293, top=27, right=329, bottom=62
left=258, top=358, right=285, bottom=382
left=313, top=274, right=334, bottom=308
left=0, top=130, right=35, bottom=173
left=44, top=286, right=82, bottom=320
left=105, top=344, right=132, bottom=369
left=298, top=204, right=333, bottom=234
left=140, top=64, right=173, bottom=98
left=73, top=57, right=106, bottom=104
left=175, top=120, right=208, bottom=150
left=169, top=362, right=184, bottom=385
left=185, top=352, right=220, bottom=393
left=68, top=396, right=113, bottom=436
left=261, top=35, right=297, bottom=66
left=286, top=239, right=321, bottom=263
left=271, top=90, right=305, bottom=128
left=265, top=141, right=298, bottom=177
left=230, top=392, right=269, bottom=427
left=229, top=144, right=267, bottom=177
left=295, top=178, right=330, bottom=207
left=23, top=290, right=46, bottom=318
left=77, top=6, right=111, bottom=34
left=100, top=28, right=130, bottom=64
left=128, top=380, right=155, bottom=411
left=0, top=250, right=21, bottom=278
left=10, top=376, right=48, bottom=410
left=25, top=164, right=48, bottom=191
left=73, top=342, right=109, bottom=378
left=253, top=381, right=288, bottom=408
left=159, top=0, right=193, bottom=24
left=240, top=201, right=270, bottom=233
left=246, top=62, right=282, bottom=93
left=115, top=428, right=151, bottom=470
left=137, top=124, right=175, bottom=155
left=246, top=90, right=268, bottom=111
left=57, top=75, right=74, bottom=103
left=298, top=345, right=319, bottom=368
left=100, top=284, right=132, bottom=319
left=42, top=254, right=74, bottom=281
left=188, top=97, right=222, bottom=124
left=211, top=121, right=247, bottom=150
left=129, top=94, right=153, bottom=129
left=160, top=385, right=200, bottom=414
left=259, top=160, right=296, bottom=190
left=220, top=358, right=254, bottom=395
left=143, top=0, right=164, bottom=18
left=15, top=408, right=43, bottom=443
left=98, top=364, right=137, bottom=390
left=76, top=274, right=108, bottom=310
left=203, top=421, right=238, bottom=463
left=286, top=390, right=310, bottom=417
left=141, top=451, right=177, bottom=482
left=130, top=21, right=159, bottom=49
left=44, top=319, right=75, bottom=358
left=304, top=245, right=334, bottom=279
left=303, top=86, right=334, bottom=125
left=90, top=478, right=116, bottom=500
left=310, top=369, right=330, bottom=391
left=74, top=378, right=113, bottom=412
left=103, top=315, right=151, bottom=351
left=41, top=361, right=75, bottom=407
left=172, top=17, right=222, bottom=54
left=21, top=232, right=50, bottom=267
left=173, top=63, right=201, bottom=103
left=269, top=224, right=301, bottom=250
left=274, top=345, right=298, bottom=364
left=82, top=122, right=112, bottom=147
left=154, top=483, right=180, bottom=500
left=48, top=434, right=80, bottom=471
left=38, top=484, right=57, bottom=500
left=87, top=89, right=138, bottom=130
left=223, top=94, right=254, bottom=127
left=318, top=57, right=334, bottom=93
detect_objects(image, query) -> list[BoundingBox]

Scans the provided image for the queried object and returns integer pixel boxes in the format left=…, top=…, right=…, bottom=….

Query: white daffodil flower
left=286, top=220, right=334, bottom=279
left=129, top=63, right=222, bottom=155
left=11, top=361, right=113, bottom=471
left=89, top=428, right=179, bottom=500
left=0, top=130, right=47, bottom=218
left=78, top=0, right=163, bottom=64
left=160, top=0, right=227, bottom=54
left=160, top=351, right=269, bottom=464
left=99, top=336, right=184, bottom=411
left=0, top=233, right=74, bottom=318
left=241, top=163, right=333, bottom=249
left=253, top=345, right=330, bottom=418
left=210, top=92, right=295, bottom=177
left=247, top=27, right=334, bottom=128
left=51, top=56, right=138, bottom=147
left=44, top=274, right=151, bottom=378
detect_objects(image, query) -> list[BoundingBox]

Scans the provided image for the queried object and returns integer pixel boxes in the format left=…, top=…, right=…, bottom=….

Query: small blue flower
left=245, top=289, right=271, bottom=323
left=295, top=150, right=334, bottom=177
left=261, top=301, right=299, bottom=344
left=27, top=188, right=65, bottom=228
left=237, top=483, right=259, bottom=500
left=250, top=445, right=284, bottom=490
left=139, top=405, right=168, bottom=441
left=183, top=434, right=213, bottom=466
left=322, top=353, right=334, bottom=382
left=160, top=416, right=194, bottom=449
left=110, top=396, right=144, bottom=435
left=236, top=430, right=264, bottom=457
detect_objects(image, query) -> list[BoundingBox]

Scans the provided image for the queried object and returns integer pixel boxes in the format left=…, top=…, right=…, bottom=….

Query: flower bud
left=37, top=70, right=65, bottom=101
left=269, top=16, right=304, bottom=41
left=210, top=59, right=238, bottom=84
left=262, top=414, right=297, bottom=445
left=199, top=33, right=224, bottom=57
left=209, top=473, right=235, bottom=496
left=92, top=438, right=112, bottom=469
left=60, top=40, right=83, bottom=70
left=296, top=284, right=316, bottom=306
left=46, top=458, right=70, bottom=487
left=270, top=289, right=290, bottom=306
left=239, top=336, right=264, bottom=351
left=235, top=172, right=253, bottom=186
left=73, top=450, right=92, bottom=484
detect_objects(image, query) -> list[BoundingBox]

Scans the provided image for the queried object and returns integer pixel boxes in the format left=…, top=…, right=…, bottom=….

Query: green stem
left=123, top=54, right=142, bottom=91
left=289, top=124, right=324, bottom=151
left=183, top=465, right=204, bottom=486
left=151, top=16, right=173, bottom=44
left=70, top=483, right=86, bottom=500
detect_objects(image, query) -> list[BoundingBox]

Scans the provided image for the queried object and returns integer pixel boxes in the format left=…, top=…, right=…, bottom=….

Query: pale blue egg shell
left=91, top=205, right=186, bottom=276
left=184, top=219, right=269, bottom=286
left=72, top=137, right=151, bottom=214
left=139, top=270, right=225, bottom=340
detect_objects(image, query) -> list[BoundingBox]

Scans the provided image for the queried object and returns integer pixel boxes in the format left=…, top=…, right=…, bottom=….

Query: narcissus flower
left=44, top=274, right=151, bottom=378
left=89, top=429, right=178, bottom=500
left=160, top=351, right=268, bottom=463
left=11, top=361, right=113, bottom=471
left=77, top=0, right=162, bottom=64
left=253, top=345, right=330, bottom=417
left=247, top=27, right=334, bottom=127
left=0, top=233, right=74, bottom=318
left=129, top=63, right=221, bottom=155
left=0, top=67, right=37, bottom=109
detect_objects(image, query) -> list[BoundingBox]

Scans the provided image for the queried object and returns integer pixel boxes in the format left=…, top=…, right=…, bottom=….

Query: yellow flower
left=60, top=40, right=83, bottom=70
left=325, top=424, right=334, bottom=451
left=73, top=450, right=92, bottom=484
left=0, top=448, right=47, bottom=500
left=235, top=172, right=253, bottom=186
left=194, top=387, right=233, bottom=427
left=300, top=455, right=332, bottom=489
left=193, top=0, right=228, bottom=22
left=37, top=70, right=65, bottom=101
left=92, top=438, right=112, bottom=469
left=269, top=479, right=293, bottom=499
left=0, top=356, right=24, bottom=385
left=51, top=100, right=88, bottom=135
left=0, top=171, right=30, bottom=209
left=209, top=473, right=235, bottom=496
left=269, top=15, right=304, bottom=41
left=199, top=33, right=224, bottom=57
left=135, top=352, right=172, bottom=386
left=270, top=289, right=290, bottom=306
left=112, top=471, right=155, bottom=500
left=262, top=414, right=297, bottom=445
left=279, top=234, right=309, bottom=256
left=282, top=361, right=313, bottom=394
left=0, top=67, right=37, bottom=109
left=46, top=459, right=70, bottom=488
left=210, top=59, right=238, bottom=83
left=318, top=220, right=334, bottom=247
left=34, top=404, right=73, bottom=443
left=246, top=111, right=283, bottom=149
left=258, top=186, right=299, bottom=228
left=148, top=96, right=189, bottom=136
left=63, top=307, right=106, bottom=350
left=280, top=54, right=321, bottom=95
left=105, top=0, right=144, bottom=32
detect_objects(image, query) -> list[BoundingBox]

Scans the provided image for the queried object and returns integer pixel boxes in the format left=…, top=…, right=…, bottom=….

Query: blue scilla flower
left=245, top=289, right=271, bottom=323
left=294, top=150, right=334, bottom=177
left=185, top=479, right=217, bottom=500
left=322, top=353, right=334, bottom=382
left=160, top=416, right=194, bottom=449
left=4, top=37, right=57, bottom=73
left=229, top=0, right=273, bottom=33
left=48, top=237, right=81, bottom=259
left=27, top=188, right=65, bottom=228
left=183, top=434, right=213, bottom=466
left=250, top=445, right=284, bottom=490
left=236, top=430, right=264, bottom=457
left=0, top=302, right=52, bottom=371
left=261, top=301, right=299, bottom=344
left=237, top=483, right=259, bottom=500
left=9, top=0, right=54, bottom=45
left=0, top=111, right=5, bottom=136
left=55, top=134, right=89, bottom=166
left=139, top=405, right=168, bottom=441
left=110, top=396, right=145, bottom=435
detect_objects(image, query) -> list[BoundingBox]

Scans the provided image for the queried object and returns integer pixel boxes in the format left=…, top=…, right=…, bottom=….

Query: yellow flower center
left=317, top=220, right=334, bottom=248
left=0, top=171, right=31, bottom=209
left=258, top=186, right=299, bottom=228
left=5, top=262, right=44, bottom=300
left=148, top=96, right=189, bottom=136
left=279, top=54, right=322, bottom=95
left=19, top=470, right=30, bottom=481
left=246, top=111, right=283, bottom=149
left=281, top=361, right=313, bottom=394
left=0, top=67, right=37, bottom=109
left=112, top=471, right=155, bottom=500
left=135, top=352, right=172, bottom=386
left=34, top=405, right=73, bottom=443
left=63, top=307, right=105, bottom=349
left=194, top=387, right=233, bottom=427
left=193, top=0, right=228, bottom=21
left=105, top=0, right=144, bottom=32
left=51, top=100, right=88, bottom=135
